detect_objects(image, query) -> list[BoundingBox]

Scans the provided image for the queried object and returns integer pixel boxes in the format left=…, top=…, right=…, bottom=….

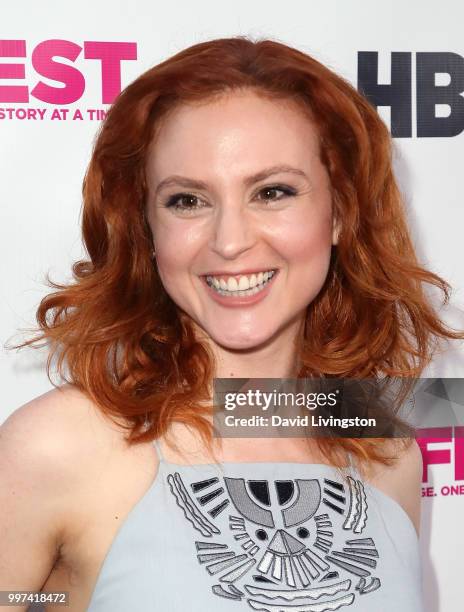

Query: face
left=145, top=90, right=338, bottom=351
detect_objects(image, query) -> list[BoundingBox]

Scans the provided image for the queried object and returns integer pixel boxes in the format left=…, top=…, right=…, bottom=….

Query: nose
left=208, top=202, right=258, bottom=260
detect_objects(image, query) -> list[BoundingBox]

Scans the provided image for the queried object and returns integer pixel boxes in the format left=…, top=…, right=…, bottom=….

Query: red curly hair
left=13, top=36, right=464, bottom=466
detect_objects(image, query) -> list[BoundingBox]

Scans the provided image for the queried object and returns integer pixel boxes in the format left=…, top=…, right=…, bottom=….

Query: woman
left=1, top=36, right=461, bottom=611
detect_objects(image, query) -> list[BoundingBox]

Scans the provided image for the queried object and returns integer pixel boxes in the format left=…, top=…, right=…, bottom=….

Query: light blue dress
left=86, top=440, right=423, bottom=611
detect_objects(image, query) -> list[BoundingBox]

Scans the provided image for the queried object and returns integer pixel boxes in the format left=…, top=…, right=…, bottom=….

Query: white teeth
left=205, top=270, right=276, bottom=297
left=238, top=276, right=250, bottom=290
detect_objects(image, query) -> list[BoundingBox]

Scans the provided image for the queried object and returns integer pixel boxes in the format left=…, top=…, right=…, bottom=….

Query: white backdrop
left=1, top=1, right=463, bottom=610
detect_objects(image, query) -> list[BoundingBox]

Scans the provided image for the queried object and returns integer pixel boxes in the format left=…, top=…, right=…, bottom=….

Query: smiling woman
left=2, top=36, right=464, bottom=612
left=145, top=91, right=336, bottom=350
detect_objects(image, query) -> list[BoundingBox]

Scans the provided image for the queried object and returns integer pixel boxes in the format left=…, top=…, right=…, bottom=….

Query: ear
left=332, top=215, right=341, bottom=246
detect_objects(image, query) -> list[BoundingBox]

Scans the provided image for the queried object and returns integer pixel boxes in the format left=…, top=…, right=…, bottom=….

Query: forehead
left=146, top=90, right=320, bottom=180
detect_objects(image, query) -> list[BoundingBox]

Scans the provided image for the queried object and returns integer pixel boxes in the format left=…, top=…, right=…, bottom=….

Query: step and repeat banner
left=1, top=1, right=463, bottom=610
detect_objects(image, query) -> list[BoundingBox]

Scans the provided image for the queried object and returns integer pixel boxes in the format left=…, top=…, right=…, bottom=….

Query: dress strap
left=346, top=451, right=361, bottom=478
left=153, top=438, right=165, bottom=462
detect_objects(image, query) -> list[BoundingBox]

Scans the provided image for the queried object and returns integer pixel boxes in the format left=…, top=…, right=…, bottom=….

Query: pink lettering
left=84, top=41, right=137, bottom=104
left=440, top=484, right=464, bottom=496
left=0, top=40, right=28, bottom=103
left=417, top=427, right=452, bottom=483
left=0, top=107, right=47, bottom=120
left=455, top=426, right=464, bottom=480
left=31, top=39, right=85, bottom=104
left=0, top=39, right=137, bottom=106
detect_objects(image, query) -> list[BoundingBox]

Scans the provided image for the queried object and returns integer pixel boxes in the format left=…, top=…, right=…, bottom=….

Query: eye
left=256, top=185, right=297, bottom=203
left=164, top=193, right=207, bottom=213
left=163, top=184, right=297, bottom=213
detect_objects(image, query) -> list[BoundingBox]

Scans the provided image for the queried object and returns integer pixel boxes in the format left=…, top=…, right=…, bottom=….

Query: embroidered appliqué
left=167, top=472, right=382, bottom=609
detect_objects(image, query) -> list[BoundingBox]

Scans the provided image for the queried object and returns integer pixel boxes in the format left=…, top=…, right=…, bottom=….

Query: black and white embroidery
left=167, top=472, right=382, bottom=609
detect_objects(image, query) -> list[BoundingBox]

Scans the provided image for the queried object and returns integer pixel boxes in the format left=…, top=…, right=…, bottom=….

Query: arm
left=0, top=393, right=76, bottom=610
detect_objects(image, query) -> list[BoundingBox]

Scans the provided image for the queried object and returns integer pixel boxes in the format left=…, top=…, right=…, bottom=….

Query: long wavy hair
left=12, top=36, right=464, bottom=466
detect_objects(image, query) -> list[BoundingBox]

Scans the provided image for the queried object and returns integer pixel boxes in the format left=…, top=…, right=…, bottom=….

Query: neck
left=191, top=315, right=305, bottom=381
left=174, top=313, right=309, bottom=462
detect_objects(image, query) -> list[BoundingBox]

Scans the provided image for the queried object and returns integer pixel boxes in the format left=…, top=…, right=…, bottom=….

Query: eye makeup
left=163, top=184, right=298, bottom=213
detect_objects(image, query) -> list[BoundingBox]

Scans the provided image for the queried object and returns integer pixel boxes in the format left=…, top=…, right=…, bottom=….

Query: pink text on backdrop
left=0, top=39, right=137, bottom=104
left=417, top=426, right=464, bottom=483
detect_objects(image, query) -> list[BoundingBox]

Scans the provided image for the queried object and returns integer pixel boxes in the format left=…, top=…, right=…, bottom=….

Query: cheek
left=156, top=245, right=186, bottom=275
left=280, top=210, right=333, bottom=267
left=155, top=250, right=194, bottom=312
left=280, top=213, right=334, bottom=298
left=152, top=218, right=200, bottom=275
left=151, top=222, right=202, bottom=301
left=294, top=226, right=332, bottom=263
left=155, top=246, right=190, bottom=300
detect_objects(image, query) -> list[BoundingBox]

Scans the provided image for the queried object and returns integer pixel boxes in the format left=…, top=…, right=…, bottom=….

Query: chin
left=208, top=327, right=278, bottom=351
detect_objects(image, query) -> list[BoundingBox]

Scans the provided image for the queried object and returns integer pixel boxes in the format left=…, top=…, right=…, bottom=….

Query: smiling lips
left=202, top=269, right=278, bottom=306
left=207, top=270, right=276, bottom=292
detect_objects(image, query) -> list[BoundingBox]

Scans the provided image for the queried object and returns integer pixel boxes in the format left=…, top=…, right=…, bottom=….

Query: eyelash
left=163, top=184, right=297, bottom=213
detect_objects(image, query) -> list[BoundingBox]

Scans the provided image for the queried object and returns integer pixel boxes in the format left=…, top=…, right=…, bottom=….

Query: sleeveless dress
left=86, top=440, right=424, bottom=611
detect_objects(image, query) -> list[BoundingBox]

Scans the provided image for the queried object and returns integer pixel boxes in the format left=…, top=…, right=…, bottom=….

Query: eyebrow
left=153, top=164, right=310, bottom=197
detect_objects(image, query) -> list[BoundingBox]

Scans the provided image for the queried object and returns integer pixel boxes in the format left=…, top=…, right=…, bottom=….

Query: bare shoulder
left=1, top=384, right=127, bottom=470
left=362, top=438, right=423, bottom=535
left=0, top=384, right=129, bottom=527
left=375, top=437, right=423, bottom=479
left=0, top=383, right=139, bottom=538
left=0, top=385, right=125, bottom=598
